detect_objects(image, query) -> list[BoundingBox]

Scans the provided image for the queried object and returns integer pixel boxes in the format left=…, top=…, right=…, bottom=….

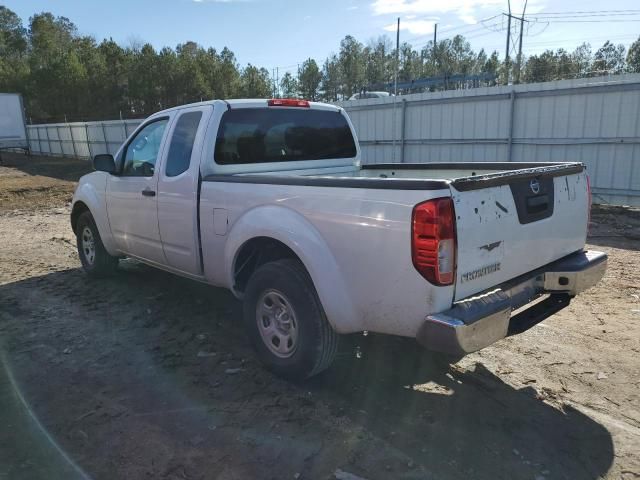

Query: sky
left=6, top=0, right=640, bottom=76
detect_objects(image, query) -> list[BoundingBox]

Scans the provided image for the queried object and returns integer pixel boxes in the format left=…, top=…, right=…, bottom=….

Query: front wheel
left=243, top=259, right=338, bottom=381
left=76, top=211, right=118, bottom=277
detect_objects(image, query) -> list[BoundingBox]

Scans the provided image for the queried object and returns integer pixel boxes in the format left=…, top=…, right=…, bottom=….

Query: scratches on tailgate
left=495, top=201, right=508, bottom=214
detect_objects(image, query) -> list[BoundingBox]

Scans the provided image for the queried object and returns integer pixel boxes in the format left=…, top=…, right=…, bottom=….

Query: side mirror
left=93, top=154, right=116, bottom=174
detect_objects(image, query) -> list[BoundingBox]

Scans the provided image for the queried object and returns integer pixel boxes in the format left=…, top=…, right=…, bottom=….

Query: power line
left=401, top=13, right=500, bottom=34
left=521, top=18, right=547, bottom=37
left=520, top=34, right=640, bottom=48
left=402, top=15, right=502, bottom=45
left=403, top=22, right=504, bottom=46
left=466, top=32, right=639, bottom=57
left=527, top=9, right=640, bottom=15
left=403, top=26, right=479, bottom=44
left=263, top=61, right=306, bottom=73
left=396, top=7, right=640, bottom=47
left=465, top=30, right=503, bottom=41
left=263, top=8, right=640, bottom=77
left=530, top=19, right=640, bottom=23
left=530, top=12, right=640, bottom=18
left=438, top=14, right=501, bottom=33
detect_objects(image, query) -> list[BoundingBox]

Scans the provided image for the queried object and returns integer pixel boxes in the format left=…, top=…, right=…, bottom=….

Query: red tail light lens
left=267, top=99, right=310, bottom=107
left=411, top=197, right=457, bottom=286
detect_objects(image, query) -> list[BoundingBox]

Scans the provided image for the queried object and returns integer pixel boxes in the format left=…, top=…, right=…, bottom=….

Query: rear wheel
left=243, top=259, right=338, bottom=380
left=76, top=211, right=118, bottom=277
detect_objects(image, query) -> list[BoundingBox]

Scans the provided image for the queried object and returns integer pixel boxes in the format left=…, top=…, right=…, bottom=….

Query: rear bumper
left=416, top=250, right=607, bottom=356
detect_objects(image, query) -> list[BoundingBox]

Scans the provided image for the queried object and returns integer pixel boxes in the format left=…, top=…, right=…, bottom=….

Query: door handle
left=141, top=189, right=156, bottom=197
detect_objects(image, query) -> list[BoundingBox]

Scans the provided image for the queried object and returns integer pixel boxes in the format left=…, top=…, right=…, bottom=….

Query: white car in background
left=348, top=91, right=393, bottom=100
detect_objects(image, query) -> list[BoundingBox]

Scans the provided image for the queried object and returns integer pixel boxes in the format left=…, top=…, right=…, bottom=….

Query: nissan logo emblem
left=529, top=178, right=541, bottom=194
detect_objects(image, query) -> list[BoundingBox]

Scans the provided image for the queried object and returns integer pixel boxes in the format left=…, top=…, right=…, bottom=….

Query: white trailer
left=0, top=93, right=29, bottom=158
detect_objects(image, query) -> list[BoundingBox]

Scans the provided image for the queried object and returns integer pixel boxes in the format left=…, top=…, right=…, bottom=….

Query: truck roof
left=152, top=99, right=341, bottom=117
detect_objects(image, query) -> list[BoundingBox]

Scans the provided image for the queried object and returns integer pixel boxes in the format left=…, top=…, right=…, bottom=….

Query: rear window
left=214, top=108, right=357, bottom=165
left=165, top=111, right=202, bottom=177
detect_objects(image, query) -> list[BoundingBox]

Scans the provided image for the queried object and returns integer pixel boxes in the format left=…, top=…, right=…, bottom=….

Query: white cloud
left=371, top=0, right=503, bottom=15
left=372, top=0, right=546, bottom=18
left=371, top=0, right=518, bottom=26
left=459, top=14, right=477, bottom=24
left=347, top=5, right=359, bottom=10
left=384, top=19, right=436, bottom=35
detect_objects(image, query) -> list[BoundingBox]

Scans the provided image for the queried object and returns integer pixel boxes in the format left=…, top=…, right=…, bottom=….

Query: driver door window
left=122, top=119, right=169, bottom=176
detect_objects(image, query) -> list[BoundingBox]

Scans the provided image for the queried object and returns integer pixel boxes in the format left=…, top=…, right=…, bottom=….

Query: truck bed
left=204, top=161, right=589, bottom=302
left=209, top=161, right=584, bottom=191
left=315, top=162, right=585, bottom=190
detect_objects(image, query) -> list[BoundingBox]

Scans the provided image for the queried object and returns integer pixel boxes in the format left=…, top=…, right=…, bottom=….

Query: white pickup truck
left=71, top=98, right=606, bottom=379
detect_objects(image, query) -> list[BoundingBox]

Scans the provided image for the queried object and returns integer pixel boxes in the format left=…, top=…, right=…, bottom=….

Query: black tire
left=76, top=211, right=118, bottom=277
left=243, top=259, right=339, bottom=381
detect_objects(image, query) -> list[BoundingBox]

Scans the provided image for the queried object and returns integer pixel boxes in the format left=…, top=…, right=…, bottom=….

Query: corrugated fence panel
left=26, top=119, right=143, bottom=159
left=48, top=126, right=63, bottom=156
left=21, top=75, right=640, bottom=206
left=341, top=74, right=640, bottom=206
left=70, top=124, right=90, bottom=158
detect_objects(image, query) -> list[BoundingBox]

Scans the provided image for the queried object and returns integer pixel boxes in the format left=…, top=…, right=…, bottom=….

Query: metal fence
left=338, top=73, right=640, bottom=206
left=24, top=74, right=640, bottom=206
left=26, top=119, right=143, bottom=160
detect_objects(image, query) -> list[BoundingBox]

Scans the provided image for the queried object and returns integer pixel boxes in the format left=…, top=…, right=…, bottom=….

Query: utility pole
left=503, top=0, right=529, bottom=85
left=433, top=23, right=438, bottom=69
left=515, top=0, right=528, bottom=84
left=392, top=17, right=400, bottom=163
left=272, top=68, right=276, bottom=97
left=504, top=0, right=512, bottom=84
left=394, top=17, right=400, bottom=96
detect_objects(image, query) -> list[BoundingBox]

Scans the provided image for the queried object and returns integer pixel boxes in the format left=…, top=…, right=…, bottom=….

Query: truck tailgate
left=451, top=164, right=589, bottom=301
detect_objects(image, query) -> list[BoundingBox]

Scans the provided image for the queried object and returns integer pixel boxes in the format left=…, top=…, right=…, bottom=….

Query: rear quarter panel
left=199, top=182, right=454, bottom=336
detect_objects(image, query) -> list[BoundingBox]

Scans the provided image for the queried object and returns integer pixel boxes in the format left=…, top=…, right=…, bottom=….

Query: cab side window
left=165, top=111, right=203, bottom=177
left=122, top=119, right=169, bottom=177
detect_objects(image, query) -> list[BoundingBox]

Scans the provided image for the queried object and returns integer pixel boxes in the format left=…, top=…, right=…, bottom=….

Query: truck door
left=157, top=106, right=210, bottom=275
left=106, top=117, right=170, bottom=264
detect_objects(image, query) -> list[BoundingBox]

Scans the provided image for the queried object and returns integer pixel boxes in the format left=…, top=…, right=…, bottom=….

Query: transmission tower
left=503, top=0, right=528, bottom=84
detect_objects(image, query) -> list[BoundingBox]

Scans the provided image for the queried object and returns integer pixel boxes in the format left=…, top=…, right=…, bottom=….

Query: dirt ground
left=0, top=152, right=638, bottom=480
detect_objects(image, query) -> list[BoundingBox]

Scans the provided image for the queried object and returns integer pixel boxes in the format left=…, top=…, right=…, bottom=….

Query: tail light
left=412, top=197, right=457, bottom=286
left=586, top=174, right=592, bottom=236
left=267, top=99, right=310, bottom=107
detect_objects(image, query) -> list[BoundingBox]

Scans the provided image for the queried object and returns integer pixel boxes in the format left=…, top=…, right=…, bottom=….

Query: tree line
left=1, top=6, right=639, bottom=123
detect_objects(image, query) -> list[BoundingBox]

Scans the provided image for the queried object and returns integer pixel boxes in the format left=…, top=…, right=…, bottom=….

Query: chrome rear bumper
left=416, top=250, right=607, bottom=356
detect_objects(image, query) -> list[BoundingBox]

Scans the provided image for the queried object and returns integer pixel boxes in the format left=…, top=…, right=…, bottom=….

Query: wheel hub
left=256, top=289, right=298, bottom=358
left=81, top=226, right=96, bottom=265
